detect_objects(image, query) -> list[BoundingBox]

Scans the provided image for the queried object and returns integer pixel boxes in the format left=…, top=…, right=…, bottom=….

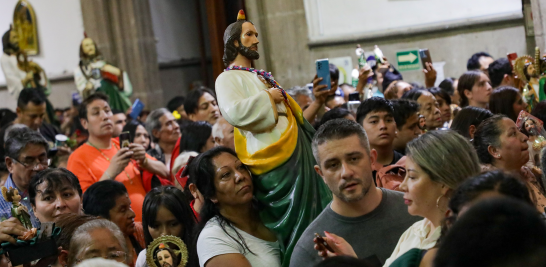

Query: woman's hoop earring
left=436, top=194, right=445, bottom=209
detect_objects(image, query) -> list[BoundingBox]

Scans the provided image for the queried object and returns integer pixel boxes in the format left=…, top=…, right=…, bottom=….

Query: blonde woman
left=314, top=130, right=481, bottom=267
left=383, top=130, right=480, bottom=266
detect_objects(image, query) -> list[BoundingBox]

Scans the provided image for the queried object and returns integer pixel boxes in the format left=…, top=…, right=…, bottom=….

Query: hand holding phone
left=419, top=49, right=432, bottom=69
left=314, top=233, right=334, bottom=253
left=316, top=59, right=331, bottom=91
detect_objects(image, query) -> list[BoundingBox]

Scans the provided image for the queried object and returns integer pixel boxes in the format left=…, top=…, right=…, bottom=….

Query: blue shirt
left=0, top=174, right=40, bottom=228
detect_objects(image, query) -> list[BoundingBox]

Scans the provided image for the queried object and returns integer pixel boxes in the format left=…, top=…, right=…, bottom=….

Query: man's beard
left=329, top=178, right=369, bottom=203
left=238, top=44, right=259, bottom=60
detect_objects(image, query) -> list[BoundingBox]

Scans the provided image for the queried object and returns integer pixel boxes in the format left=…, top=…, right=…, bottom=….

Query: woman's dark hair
left=449, top=171, right=533, bottom=215
left=29, top=168, right=82, bottom=206
left=531, top=101, right=546, bottom=125
left=450, top=106, right=493, bottom=139
left=438, top=77, right=457, bottom=96
left=434, top=198, right=546, bottom=267
left=142, top=186, right=198, bottom=267
left=82, top=180, right=128, bottom=219
left=183, top=87, right=216, bottom=116
left=428, top=87, right=452, bottom=106
left=179, top=121, right=212, bottom=154
left=489, top=87, right=521, bottom=122
left=123, top=119, right=150, bottom=150
left=401, top=89, right=426, bottom=101
left=436, top=171, right=534, bottom=248
left=472, top=115, right=506, bottom=164
left=457, top=71, right=482, bottom=107
left=192, top=147, right=256, bottom=254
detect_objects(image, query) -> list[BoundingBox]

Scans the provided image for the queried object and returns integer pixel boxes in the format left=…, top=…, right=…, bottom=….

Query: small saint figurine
left=516, top=111, right=546, bottom=174
left=155, top=243, right=177, bottom=267
left=146, top=235, right=187, bottom=267
left=73, top=35, right=133, bottom=112
left=524, top=118, right=546, bottom=151
left=1, top=186, right=36, bottom=240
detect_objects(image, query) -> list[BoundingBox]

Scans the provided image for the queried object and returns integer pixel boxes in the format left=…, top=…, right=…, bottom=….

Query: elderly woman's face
left=75, top=228, right=126, bottom=264
left=31, top=180, right=82, bottom=223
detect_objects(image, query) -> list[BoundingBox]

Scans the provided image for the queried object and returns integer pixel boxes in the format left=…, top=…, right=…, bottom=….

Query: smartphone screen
left=419, top=49, right=432, bottom=69
left=316, top=59, right=331, bottom=91
left=119, top=131, right=131, bottom=148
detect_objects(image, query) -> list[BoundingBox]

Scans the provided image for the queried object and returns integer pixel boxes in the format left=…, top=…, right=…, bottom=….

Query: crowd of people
left=0, top=42, right=546, bottom=267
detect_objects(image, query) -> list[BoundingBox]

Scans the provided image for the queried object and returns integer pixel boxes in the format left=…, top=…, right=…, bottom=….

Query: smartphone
left=507, top=52, right=518, bottom=71
left=314, top=233, right=334, bottom=252
left=119, top=131, right=131, bottom=148
left=316, top=59, right=331, bottom=91
left=347, top=92, right=361, bottom=115
left=129, top=99, right=145, bottom=120
left=419, top=49, right=432, bottom=69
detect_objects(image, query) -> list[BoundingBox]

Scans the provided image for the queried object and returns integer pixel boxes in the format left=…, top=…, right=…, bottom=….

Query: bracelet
left=104, top=171, right=112, bottom=180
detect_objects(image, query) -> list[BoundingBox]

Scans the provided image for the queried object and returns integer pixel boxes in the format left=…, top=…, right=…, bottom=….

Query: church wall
left=246, top=0, right=529, bottom=89
left=0, top=0, right=214, bottom=110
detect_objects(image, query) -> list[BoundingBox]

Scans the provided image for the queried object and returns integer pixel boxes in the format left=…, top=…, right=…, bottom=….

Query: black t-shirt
left=372, top=150, right=404, bottom=185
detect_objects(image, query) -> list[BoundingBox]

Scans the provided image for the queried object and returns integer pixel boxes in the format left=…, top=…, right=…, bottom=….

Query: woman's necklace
left=87, top=141, right=134, bottom=184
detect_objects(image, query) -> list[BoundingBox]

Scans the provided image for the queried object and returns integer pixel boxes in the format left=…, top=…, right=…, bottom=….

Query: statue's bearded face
left=82, top=38, right=96, bottom=57
left=236, top=22, right=259, bottom=61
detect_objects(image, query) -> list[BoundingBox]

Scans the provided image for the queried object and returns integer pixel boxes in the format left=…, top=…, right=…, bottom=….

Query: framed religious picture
left=13, top=0, right=39, bottom=55
left=146, top=235, right=188, bottom=267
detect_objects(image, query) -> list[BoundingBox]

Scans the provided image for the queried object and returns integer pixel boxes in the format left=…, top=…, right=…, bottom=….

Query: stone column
left=531, top=0, right=546, bottom=50
left=79, top=0, right=163, bottom=109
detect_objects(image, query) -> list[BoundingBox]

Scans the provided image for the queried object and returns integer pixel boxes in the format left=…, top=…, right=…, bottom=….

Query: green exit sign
left=396, top=50, right=420, bottom=71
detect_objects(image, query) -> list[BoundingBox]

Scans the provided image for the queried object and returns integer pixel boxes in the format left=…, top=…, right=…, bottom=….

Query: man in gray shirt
left=289, top=119, right=419, bottom=267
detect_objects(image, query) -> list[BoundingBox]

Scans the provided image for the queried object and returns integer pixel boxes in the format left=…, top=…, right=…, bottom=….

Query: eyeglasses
left=11, top=158, right=49, bottom=170
left=76, top=251, right=127, bottom=264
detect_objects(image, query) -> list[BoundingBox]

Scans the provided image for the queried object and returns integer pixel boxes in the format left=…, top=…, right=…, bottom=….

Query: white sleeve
left=1, top=55, right=24, bottom=96
left=73, top=67, right=87, bottom=92
left=122, top=71, right=133, bottom=96
left=197, top=224, right=242, bottom=267
left=135, top=249, right=148, bottom=267
left=215, top=73, right=277, bottom=133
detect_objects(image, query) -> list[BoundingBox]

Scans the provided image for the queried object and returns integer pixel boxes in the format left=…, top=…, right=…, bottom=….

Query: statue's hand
left=268, top=88, right=284, bottom=104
